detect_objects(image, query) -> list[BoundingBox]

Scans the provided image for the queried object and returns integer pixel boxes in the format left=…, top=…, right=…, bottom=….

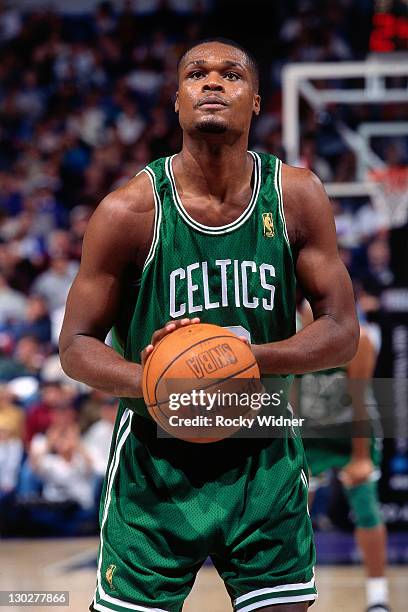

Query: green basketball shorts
left=90, top=404, right=317, bottom=612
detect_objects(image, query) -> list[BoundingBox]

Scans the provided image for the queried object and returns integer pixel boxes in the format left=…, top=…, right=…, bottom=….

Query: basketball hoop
left=369, top=166, right=408, bottom=229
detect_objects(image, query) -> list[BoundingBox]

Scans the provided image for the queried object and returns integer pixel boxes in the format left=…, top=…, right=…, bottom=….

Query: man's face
left=176, top=42, right=260, bottom=137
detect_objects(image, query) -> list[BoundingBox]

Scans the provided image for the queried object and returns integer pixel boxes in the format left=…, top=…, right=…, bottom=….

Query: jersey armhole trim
left=275, top=159, right=290, bottom=247
left=141, top=166, right=163, bottom=273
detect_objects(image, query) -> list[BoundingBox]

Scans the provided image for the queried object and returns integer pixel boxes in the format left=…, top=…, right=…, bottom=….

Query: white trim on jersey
left=141, top=166, right=163, bottom=272
left=94, top=409, right=154, bottom=612
left=165, top=151, right=262, bottom=235
left=93, top=407, right=171, bottom=612
left=275, top=159, right=290, bottom=247
left=301, top=468, right=309, bottom=489
left=102, top=408, right=131, bottom=500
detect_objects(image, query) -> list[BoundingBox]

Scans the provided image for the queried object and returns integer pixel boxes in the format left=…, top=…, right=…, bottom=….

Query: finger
left=164, top=317, right=200, bottom=327
left=150, top=323, right=176, bottom=345
left=141, top=344, right=154, bottom=367
left=151, top=318, right=201, bottom=345
left=164, top=319, right=181, bottom=328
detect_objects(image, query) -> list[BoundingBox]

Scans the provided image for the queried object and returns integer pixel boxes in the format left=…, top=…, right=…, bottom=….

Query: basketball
left=142, top=323, right=260, bottom=443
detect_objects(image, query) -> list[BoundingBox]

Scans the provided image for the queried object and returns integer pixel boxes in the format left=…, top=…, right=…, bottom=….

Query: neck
left=176, top=135, right=252, bottom=202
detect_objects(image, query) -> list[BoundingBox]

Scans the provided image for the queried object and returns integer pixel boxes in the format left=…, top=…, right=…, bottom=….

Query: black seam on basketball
left=143, top=349, right=154, bottom=406
left=144, top=327, right=187, bottom=406
left=152, top=334, right=250, bottom=405
left=143, top=325, right=175, bottom=405
left=149, top=360, right=258, bottom=412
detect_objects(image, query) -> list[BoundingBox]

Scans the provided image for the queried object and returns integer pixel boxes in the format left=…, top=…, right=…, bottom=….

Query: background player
left=298, top=302, right=389, bottom=612
left=60, top=38, right=359, bottom=612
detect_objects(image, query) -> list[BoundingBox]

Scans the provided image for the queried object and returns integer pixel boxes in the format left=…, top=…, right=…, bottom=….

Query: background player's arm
left=348, top=327, right=376, bottom=452
left=59, top=175, right=154, bottom=397
left=340, top=328, right=377, bottom=486
left=252, top=166, right=359, bottom=374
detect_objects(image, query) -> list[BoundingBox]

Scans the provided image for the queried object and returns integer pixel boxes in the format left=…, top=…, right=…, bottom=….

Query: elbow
left=59, top=332, right=90, bottom=381
left=58, top=335, right=74, bottom=378
left=59, top=352, right=69, bottom=377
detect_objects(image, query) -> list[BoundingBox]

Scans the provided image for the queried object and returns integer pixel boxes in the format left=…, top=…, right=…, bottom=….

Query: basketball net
left=369, top=166, right=408, bottom=229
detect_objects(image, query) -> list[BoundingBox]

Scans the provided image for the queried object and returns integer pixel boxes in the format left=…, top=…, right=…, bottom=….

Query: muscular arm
left=253, top=166, right=359, bottom=374
left=59, top=173, right=155, bottom=397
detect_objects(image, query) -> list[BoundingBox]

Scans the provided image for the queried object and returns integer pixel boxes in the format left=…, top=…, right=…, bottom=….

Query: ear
left=253, top=94, right=261, bottom=116
left=175, top=91, right=179, bottom=113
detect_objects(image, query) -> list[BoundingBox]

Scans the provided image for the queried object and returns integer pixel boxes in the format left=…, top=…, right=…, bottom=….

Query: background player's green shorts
left=90, top=403, right=317, bottom=612
left=303, top=437, right=382, bottom=479
left=303, top=437, right=383, bottom=529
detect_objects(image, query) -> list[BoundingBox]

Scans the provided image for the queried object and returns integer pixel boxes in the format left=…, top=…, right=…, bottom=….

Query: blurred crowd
left=0, top=0, right=407, bottom=536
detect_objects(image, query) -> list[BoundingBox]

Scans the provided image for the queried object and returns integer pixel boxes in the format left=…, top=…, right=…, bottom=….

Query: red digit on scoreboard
left=396, top=16, right=408, bottom=46
left=370, top=13, right=396, bottom=52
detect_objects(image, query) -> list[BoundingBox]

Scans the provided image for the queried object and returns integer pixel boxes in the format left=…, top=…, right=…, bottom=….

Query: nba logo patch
left=262, top=212, right=274, bottom=237
left=105, top=564, right=116, bottom=590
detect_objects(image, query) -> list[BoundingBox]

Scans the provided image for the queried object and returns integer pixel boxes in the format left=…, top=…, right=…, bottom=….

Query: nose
left=202, top=72, right=224, bottom=91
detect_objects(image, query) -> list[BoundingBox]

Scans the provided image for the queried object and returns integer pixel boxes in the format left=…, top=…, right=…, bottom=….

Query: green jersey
left=115, top=151, right=296, bottom=418
left=92, top=153, right=317, bottom=612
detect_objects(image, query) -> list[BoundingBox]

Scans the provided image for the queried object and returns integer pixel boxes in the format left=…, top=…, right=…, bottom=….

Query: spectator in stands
left=0, top=418, right=24, bottom=534
left=13, top=335, right=45, bottom=378
left=0, top=269, right=27, bottom=326
left=84, top=395, right=118, bottom=477
left=0, top=385, right=24, bottom=533
left=11, top=294, right=51, bottom=345
left=0, top=421, right=23, bottom=496
left=115, top=99, right=146, bottom=145
left=68, top=205, right=92, bottom=261
left=78, top=388, right=115, bottom=432
left=24, top=381, right=73, bottom=446
left=23, top=186, right=65, bottom=238
left=0, top=335, right=25, bottom=383
left=0, top=0, right=22, bottom=46
left=19, top=395, right=79, bottom=502
left=32, top=242, right=78, bottom=313
left=295, top=134, right=333, bottom=182
left=0, top=385, right=23, bottom=440
left=29, top=421, right=95, bottom=511
left=362, top=237, right=394, bottom=298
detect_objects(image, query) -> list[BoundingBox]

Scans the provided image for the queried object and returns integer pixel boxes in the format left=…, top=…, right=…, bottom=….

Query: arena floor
left=1, top=538, right=406, bottom=611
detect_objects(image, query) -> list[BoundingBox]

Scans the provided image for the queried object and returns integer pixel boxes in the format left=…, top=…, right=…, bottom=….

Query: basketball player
left=59, top=39, right=359, bottom=612
left=298, top=303, right=390, bottom=612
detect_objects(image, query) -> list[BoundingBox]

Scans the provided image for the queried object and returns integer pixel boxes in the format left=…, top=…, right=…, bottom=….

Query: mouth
left=197, top=96, right=228, bottom=108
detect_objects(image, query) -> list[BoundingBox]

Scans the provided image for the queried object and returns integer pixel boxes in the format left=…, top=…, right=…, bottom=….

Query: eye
left=224, top=72, right=240, bottom=80
left=188, top=70, right=205, bottom=79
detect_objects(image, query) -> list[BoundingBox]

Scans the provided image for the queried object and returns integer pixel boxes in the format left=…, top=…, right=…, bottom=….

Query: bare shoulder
left=78, top=170, right=157, bottom=277
left=94, top=170, right=155, bottom=227
left=281, top=162, right=335, bottom=247
left=85, top=170, right=155, bottom=262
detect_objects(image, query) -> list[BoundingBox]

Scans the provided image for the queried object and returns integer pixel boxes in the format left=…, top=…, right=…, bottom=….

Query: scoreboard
left=370, top=0, right=408, bottom=52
